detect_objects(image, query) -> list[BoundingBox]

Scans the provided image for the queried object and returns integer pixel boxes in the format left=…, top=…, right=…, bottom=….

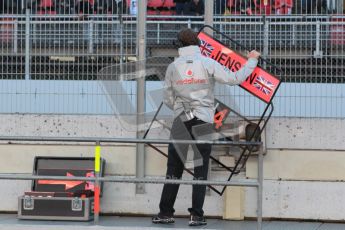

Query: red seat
left=37, top=0, right=56, bottom=14
left=147, top=9, right=174, bottom=15
left=147, top=0, right=164, bottom=8
left=162, top=0, right=175, bottom=8
left=0, top=18, right=14, bottom=44
left=147, top=9, right=159, bottom=15
left=126, top=0, right=131, bottom=10
left=274, top=0, right=293, bottom=8
left=330, top=18, right=345, bottom=45
left=227, top=0, right=235, bottom=8
left=37, top=10, right=57, bottom=14
left=274, top=0, right=293, bottom=14
left=39, top=0, right=54, bottom=8
left=159, top=10, right=175, bottom=15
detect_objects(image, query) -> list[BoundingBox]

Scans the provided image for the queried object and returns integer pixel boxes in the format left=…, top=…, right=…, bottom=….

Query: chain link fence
left=3, top=1, right=344, bottom=16
left=0, top=1, right=344, bottom=117
left=213, top=0, right=344, bottom=15
left=0, top=15, right=137, bottom=80
left=211, top=15, right=345, bottom=119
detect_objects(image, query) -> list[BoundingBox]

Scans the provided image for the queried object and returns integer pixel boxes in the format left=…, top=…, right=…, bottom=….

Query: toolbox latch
left=23, top=196, right=34, bottom=210
left=72, top=197, right=82, bottom=211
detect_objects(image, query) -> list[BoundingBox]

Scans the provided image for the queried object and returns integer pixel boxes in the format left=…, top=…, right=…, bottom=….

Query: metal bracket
left=23, top=196, right=34, bottom=210
left=72, top=198, right=82, bottom=211
left=91, top=200, right=95, bottom=214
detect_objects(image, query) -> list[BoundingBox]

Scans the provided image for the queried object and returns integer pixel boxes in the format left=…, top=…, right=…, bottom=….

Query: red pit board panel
left=198, top=32, right=281, bottom=104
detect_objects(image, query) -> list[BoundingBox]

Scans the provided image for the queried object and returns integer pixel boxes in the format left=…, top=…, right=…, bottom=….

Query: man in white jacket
left=152, top=28, right=260, bottom=226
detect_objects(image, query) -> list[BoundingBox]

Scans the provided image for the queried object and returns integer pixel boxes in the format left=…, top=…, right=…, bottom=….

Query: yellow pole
left=94, top=143, right=101, bottom=224
left=95, top=145, right=101, bottom=173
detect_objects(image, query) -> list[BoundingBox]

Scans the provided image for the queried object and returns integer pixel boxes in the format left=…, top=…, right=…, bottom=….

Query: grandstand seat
left=39, top=0, right=54, bottom=9
left=274, top=0, right=293, bottom=14
left=37, top=10, right=56, bottom=14
left=147, top=9, right=175, bottom=15
left=0, top=18, right=14, bottom=44
left=147, top=0, right=175, bottom=18
left=147, top=0, right=164, bottom=8
left=147, top=9, right=175, bottom=20
left=227, top=0, right=235, bottom=8
left=37, top=0, right=57, bottom=15
left=159, top=10, right=175, bottom=15
left=330, top=18, right=345, bottom=45
left=147, top=9, right=159, bottom=15
left=162, top=0, right=175, bottom=8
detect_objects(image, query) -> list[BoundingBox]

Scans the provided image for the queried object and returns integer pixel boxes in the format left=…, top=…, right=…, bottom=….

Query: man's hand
left=247, top=50, right=261, bottom=59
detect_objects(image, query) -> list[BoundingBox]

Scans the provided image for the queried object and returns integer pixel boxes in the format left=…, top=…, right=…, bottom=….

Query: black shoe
left=189, top=215, right=207, bottom=226
left=152, top=214, right=175, bottom=224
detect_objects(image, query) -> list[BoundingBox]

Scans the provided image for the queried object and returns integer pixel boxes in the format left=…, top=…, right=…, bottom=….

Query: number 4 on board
left=214, top=109, right=229, bottom=129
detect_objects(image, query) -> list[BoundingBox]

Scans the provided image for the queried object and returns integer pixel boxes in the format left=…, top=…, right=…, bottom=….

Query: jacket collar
left=178, top=45, right=201, bottom=57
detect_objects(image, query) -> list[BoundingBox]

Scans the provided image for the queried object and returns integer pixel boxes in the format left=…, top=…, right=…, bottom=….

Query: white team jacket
left=164, top=45, right=258, bottom=123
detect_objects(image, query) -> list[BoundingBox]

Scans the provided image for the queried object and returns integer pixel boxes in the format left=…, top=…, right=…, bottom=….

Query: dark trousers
left=159, top=116, right=212, bottom=217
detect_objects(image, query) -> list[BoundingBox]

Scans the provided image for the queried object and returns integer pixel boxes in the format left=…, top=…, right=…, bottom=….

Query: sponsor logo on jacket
left=176, top=78, right=207, bottom=85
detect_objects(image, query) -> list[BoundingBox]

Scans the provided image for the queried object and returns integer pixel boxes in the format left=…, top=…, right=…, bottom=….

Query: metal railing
left=1, top=15, right=344, bottom=78
left=0, top=136, right=264, bottom=229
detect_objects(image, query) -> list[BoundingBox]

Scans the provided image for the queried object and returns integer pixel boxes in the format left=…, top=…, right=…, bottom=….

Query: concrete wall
left=0, top=143, right=227, bottom=217
left=0, top=114, right=344, bottom=221
left=0, top=80, right=344, bottom=118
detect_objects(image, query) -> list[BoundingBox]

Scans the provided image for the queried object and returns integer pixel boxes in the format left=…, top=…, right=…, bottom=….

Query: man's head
left=177, top=28, right=200, bottom=47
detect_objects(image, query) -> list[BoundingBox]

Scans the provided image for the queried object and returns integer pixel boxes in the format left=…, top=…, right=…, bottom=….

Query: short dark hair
left=177, top=28, right=200, bottom=47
